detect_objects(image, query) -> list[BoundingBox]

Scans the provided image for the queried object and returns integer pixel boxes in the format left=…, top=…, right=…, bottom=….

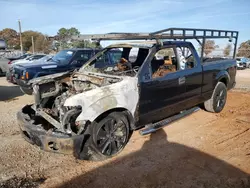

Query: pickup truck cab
left=17, top=29, right=237, bottom=161
left=14, top=48, right=122, bottom=94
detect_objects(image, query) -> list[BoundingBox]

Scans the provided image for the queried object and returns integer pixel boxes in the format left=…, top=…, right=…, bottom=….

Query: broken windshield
left=81, top=46, right=149, bottom=77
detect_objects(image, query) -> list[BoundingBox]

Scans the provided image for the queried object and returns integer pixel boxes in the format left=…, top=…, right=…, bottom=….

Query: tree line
left=0, top=27, right=99, bottom=54
left=0, top=27, right=250, bottom=57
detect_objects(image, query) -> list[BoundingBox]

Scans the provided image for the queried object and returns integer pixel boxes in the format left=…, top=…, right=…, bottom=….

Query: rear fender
left=215, top=70, right=230, bottom=87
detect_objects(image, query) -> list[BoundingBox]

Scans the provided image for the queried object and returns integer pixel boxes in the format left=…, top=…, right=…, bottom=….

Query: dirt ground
left=0, top=69, right=250, bottom=188
left=235, top=69, right=250, bottom=90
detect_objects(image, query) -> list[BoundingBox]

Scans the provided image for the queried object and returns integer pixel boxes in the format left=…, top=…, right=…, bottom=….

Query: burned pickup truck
left=17, top=28, right=238, bottom=160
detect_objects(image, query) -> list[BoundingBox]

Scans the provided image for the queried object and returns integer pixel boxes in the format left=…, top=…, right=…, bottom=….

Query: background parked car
left=242, top=58, right=250, bottom=68
left=9, top=54, right=46, bottom=67
left=7, top=53, right=32, bottom=62
left=6, top=54, right=46, bottom=83
left=236, top=57, right=246, bottom=70
left=0, top=58, right=9, bottom=75
left=14, top=48, right=122, bottom=95
left=0, top=53, right=32, bottom=75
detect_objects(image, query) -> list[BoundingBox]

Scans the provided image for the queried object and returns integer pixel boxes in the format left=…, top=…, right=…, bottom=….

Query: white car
left=236, top=58, right=245, bottom=70
left=243, top=60, right=250, bottom=68
left=9, top=54, right=46, bottom=68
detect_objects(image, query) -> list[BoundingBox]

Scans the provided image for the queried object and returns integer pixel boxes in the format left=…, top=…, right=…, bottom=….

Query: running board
left=139, top=107, right=200, bottom=136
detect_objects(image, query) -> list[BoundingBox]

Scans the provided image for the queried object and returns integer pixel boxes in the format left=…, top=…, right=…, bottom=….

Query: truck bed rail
left=71, top=27, right=239, bottom=59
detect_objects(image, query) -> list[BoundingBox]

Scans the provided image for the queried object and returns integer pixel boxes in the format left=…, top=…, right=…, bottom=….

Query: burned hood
left=16, top=60, right=58, bottom=69
left=28, top=71, right=123, bottom=87
left=28, top=71, right=71, bottom=85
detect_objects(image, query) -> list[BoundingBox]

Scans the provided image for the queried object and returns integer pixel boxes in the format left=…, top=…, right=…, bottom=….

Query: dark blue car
left=14, top=48, right=122, bottom=94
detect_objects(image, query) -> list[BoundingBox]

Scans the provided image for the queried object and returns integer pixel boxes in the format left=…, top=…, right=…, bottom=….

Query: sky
left=0, top=0, right=250, bottom=50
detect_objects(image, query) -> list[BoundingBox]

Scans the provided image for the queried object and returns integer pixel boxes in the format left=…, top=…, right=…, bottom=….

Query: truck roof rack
left=72, top=27, right=239, bottom=58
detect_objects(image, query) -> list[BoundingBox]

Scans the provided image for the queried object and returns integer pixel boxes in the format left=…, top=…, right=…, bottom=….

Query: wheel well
left=94, top=108, right=136, bottom=130
left=219, top=77, right=227, bottom=86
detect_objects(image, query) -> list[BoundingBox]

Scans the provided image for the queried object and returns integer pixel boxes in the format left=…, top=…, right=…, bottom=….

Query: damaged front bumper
left=17, top=105, right=85, bottom=157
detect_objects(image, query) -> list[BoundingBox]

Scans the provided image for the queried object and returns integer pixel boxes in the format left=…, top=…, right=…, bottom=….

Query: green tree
left=56, top=27, right=100, bottom=49
left=67, top=27, right=80, bottom=36
left=57, top=27, right=80, bottom=39
left=57, top=28, right=68, bottom=40
left=72, top=40, right=101, bottom=48
left=237, top=40, right=250, bottom=58
left=57, top=27, right=80, bottom=49
left=223, top=44, right=232, bottom=57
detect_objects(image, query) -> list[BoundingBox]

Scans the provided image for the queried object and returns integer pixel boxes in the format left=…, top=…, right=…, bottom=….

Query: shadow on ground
left=0, top=85, right=23, bottom=101
left=56, top=129, right=250, bottom=188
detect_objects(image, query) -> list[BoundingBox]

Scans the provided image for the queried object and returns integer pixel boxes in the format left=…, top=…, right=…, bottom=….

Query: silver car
left=244, top=60, right=250, bottom=68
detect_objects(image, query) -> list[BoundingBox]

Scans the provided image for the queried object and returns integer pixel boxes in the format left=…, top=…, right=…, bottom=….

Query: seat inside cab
left=151, top=51, right=178, bottom=78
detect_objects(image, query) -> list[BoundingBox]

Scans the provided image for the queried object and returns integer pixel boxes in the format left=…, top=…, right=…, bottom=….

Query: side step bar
left=139, top=107, right=200, bottom=136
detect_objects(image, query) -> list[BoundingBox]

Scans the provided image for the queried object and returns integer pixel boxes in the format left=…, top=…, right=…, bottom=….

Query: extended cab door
left=176, top=44, right=203, bottom=108
left=138, top=46, right=187, bottom=125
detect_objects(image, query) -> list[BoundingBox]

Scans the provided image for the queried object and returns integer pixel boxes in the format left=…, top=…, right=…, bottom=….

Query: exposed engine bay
left=30, top=71, right=123, bottom=135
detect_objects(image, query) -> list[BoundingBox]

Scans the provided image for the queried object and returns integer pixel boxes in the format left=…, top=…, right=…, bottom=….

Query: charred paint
left=64, top=75, right=139, bottom=122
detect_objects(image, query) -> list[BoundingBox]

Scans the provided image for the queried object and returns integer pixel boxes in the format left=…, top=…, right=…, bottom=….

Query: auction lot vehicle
left=7, top=53, right=32, bottom=62
left=17, top=28, right=238, bottom=161
left=6, top=54, right=47, bottom=83
left=0, top=53, right=32, bottom=75
left=236, top=57, right=246, bottom=70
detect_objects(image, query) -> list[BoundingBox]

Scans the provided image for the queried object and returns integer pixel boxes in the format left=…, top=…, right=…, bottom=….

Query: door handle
left=178, top=77, right=186, bottom=85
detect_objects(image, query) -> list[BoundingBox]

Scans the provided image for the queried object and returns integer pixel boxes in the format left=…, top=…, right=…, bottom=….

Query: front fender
left=83, top=94, right=138, bottom=122
left=64, top=77, right=139, bottom=122
left=65, top=94, right=138, bottom=122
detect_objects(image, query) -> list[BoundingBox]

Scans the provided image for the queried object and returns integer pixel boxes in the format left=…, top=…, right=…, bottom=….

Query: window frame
left=176, top=45, right=198, bottom=70
left=149, top=45, right=181, bottom=80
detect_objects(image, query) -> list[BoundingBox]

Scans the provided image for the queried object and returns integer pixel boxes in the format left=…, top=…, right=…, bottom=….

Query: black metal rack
left=72, top=27, right=239, bottom=59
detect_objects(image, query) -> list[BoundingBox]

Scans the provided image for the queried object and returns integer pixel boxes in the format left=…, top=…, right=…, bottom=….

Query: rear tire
left=204, top=82, right=227, bottom=113
left=79, top=112, right=131, bottom=161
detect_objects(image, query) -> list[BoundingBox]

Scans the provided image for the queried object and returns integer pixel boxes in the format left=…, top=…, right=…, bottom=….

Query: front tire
left=20, top=86, right=33, bottom=95
left=204, top=82, right=227, bottom=113
left=79, top=112, right=131, bottom=161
